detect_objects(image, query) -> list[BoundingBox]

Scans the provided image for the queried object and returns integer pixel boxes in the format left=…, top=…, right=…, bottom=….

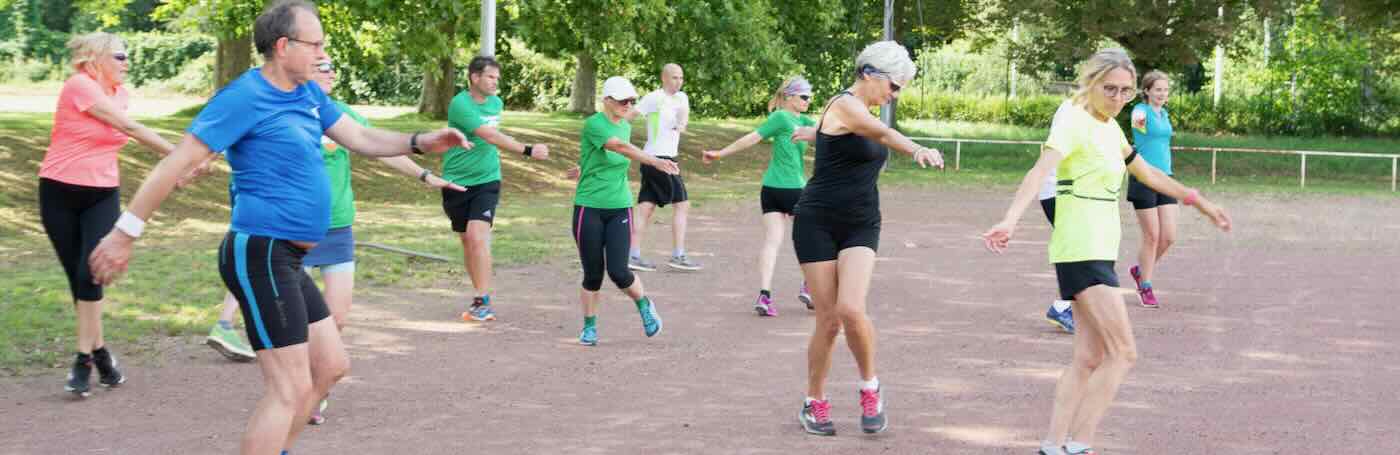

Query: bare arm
left=604, top=138, right=678, bottom=175
left=1124, top=145, right=1232, bottom=231
left=791, top=127, right=816, bottom=143
left=702, top=131, right=763, bottom=163
left=375, top=155, right=465, bottom=191
left=325, top=116, right=470, bottom=158
left=88, top=134, right=215, bottom=284
left=476, top=125, right=548, bottom=160
left=85, top=97, right=176, bottom=156
left=829, top=97, right=942, bottom=168
left=982, top=146, right=1063, bottom=253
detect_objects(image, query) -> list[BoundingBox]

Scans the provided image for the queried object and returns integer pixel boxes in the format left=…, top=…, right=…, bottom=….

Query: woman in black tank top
left=791, top=41, right=944, bottom=437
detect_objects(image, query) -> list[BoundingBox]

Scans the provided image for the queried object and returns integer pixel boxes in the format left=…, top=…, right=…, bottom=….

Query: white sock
left=860, top=377, right=879, bottom=391
left=673, top=248, right=685, bottom=258
left=1052, top=299, right=1071, bottom=312
left=630, top=247, right=641, bottom=258
left=805, top=396, right=825, bottom=405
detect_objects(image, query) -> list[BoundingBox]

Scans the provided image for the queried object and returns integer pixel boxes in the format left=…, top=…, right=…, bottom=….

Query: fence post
left=1300, top=154, right=1307, bottom=188
left=955, top=141, right=962, bottom=171
left=1211, top=149, right=1218, bottom=184
left=1392, top=157, right=1397, bottom=192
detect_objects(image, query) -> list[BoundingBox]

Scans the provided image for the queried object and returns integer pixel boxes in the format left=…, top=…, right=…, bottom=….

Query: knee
left=1140, top=229, right=1159, bottom=246
left=1157, top=235, right=1175, bottom=251
left=1109, top=345, right=1139, bottom=367
left=834, top=304, right=867, bottom=325
left=1072, top=351, right=1104, bottom=371
left=581, top=273, right=604, bottom=292
left=467, top=233, right=489, bottom=250
left=814, top=316, right=841, bottom=339
left=607, top=267, right=635, bottom=290
left=272, top=374, right=315, bottom=407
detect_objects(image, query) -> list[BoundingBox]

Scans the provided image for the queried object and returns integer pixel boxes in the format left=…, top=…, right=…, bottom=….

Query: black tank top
left=795, top=92, right=888, bottom=226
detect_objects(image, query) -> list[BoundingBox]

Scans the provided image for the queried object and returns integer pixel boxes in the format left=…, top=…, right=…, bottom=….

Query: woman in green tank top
left=981, top=49, right=1232, bottom=455
left=702, top=76, right=817, bottom=317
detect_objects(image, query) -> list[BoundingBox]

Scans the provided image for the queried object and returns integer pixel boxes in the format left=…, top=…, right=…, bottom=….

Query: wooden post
left=955, top=141, right=962, bottom=171
left=1300, top=154, right=1307, bottom=188
left=1392, top=157, right=1397, bottom=192
left=1211, top=149, right=1218, bottom=184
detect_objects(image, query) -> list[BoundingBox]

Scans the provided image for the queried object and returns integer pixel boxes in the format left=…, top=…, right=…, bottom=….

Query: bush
left=121, top=32, right=215, bottom=87
left=498, top=39, right=572, bottom=112
left=146, top=51, right=212, bottom=96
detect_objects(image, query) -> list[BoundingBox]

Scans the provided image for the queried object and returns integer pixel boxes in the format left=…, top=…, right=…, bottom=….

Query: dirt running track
left=2, top=187, right=1398, bottom=454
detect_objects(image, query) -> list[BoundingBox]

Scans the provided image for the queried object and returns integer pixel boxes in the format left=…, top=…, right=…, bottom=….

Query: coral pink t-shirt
left=39, top=73, right=131, bottom=188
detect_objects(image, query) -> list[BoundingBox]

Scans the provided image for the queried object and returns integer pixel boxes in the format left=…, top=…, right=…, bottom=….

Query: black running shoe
left=93, top=347, right=125, bottom=387
left=64, top=353, right=93, bottom=397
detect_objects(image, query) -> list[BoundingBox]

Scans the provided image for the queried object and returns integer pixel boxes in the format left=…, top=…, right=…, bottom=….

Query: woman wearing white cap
left=571, top=76, right=680, bottom=346
left=702, top=76, right=817, bottom=317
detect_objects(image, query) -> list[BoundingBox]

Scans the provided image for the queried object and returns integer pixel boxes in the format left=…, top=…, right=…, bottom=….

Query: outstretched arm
left=476, top=125, right=549, bottom=160
left=1125, top=146, right=1231, bottom=231
left=829, top=97, right=943, bottom=168
left=604, top=138, right=678, bottom=175
left=325, top=116, right=470, bottom=158
left=982, top=145, right=1063, bottom=253
left=702, top=132, right=763, bottom=163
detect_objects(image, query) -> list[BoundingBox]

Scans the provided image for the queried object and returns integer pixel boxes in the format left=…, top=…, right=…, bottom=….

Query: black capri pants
left=218, top=231, right=331, bottom=351
left=571, top=205, right=636, bottom=291
left=39, top=178, right=120, bottom=302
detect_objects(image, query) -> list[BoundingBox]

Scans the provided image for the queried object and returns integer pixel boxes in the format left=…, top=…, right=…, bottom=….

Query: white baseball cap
left=601, top=76, right=639, bottom=101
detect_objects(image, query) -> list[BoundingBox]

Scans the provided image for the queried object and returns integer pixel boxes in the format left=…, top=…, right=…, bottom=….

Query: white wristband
left=115, top=211, right=145, bottom=238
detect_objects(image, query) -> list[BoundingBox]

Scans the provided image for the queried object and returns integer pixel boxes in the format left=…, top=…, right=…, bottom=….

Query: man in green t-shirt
left=442, top=56, right=551, bottom=323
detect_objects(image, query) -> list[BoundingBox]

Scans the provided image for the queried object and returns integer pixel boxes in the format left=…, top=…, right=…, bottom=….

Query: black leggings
left=571, top=205, right=635, bottom=291
left=39, top=178, right=119, bottom=302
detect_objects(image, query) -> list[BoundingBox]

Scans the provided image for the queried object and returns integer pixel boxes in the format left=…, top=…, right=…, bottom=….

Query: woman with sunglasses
left=981, top=49, right=1231, bottom=455
left=702, top=76, right=817, bottom=317
left=570, top=76, right=678, bottom=346
left=39, top=31, right=176, bottom=397
left=793, top=41, right=943, bottom=436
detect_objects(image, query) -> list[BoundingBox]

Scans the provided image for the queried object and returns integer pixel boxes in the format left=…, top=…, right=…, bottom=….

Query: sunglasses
left=113, top=53, right=128, bottom=62
left=797, top=94, right=811, bottom=101
left=869, top=71, right=902, bottom=94
left=315, top=62, right=334, bottom=74
left=613, top=98, right=636, bottom=106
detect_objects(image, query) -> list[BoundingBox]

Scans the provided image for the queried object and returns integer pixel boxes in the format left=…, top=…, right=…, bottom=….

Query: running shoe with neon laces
left=64, top=353, right=93, bottom=397
left=667, top=255, right=703, bottom=271
left=798, top=282, right=813, bottom=310
left=207, top=323, right=256, bottom=362
left=461, top=297, right=497, bottom=321
left=1045, top=303, right=1075, bottom=334
left=1138, top=286, right=1160, bottom=308
left=92, top=347, right=125, bottom=388
left=628, top=256, right=657, bottom=272
left=638, top=299, right=662, bottom=337
left=755, top=293, right=777, bottom=317
left=579, top=325, right=598, bottom=346
left=798, top=399, right=835, bottom=436
left=859, top=387, right=887, bottom=434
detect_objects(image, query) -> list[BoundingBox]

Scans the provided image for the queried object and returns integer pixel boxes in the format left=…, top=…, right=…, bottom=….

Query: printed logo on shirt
left=482, top=210, right=492, bottom=218
left=482, top=115, right=501, bottom=127
left=311, top=106, right=320, bottom=119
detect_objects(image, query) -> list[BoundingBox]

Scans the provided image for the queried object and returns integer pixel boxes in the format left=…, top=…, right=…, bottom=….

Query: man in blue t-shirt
left=86, top=1, right=470, bottom=453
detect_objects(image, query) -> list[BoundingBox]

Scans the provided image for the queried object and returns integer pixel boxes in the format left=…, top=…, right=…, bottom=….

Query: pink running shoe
left=755, top=293, right=777, bottom=317
left=1138, top=286, right=1160, bottom=308
left=1130, top=265, right=1144, bottom=290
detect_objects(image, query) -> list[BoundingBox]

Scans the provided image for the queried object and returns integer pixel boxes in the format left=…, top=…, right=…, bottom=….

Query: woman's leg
left=1154, top=204, right=1180, bottom=269
left=801, top=260, right=840, bottom=400
left=758, top=212, right=787, bottom=292
left=833, top=247, right=878, bottom=382
left=1066, top=285, right=1138, bottom=446
left=1133, top=208, right=1161, bottom=283
left=1043, top=301, right=1105, bottom=447
left=319, top=264, right=355, bottom=331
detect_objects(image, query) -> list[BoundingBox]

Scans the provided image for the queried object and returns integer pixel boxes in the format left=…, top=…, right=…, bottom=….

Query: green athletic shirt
left=443, top=92, right=504, bottom=186
left=323, top=100, right=370, bottom=229
left=1046, top=102, right=1130, bottom=264
left=574, top=112, right=634, bottom=209
left=753, top=110, right=816, bottom=189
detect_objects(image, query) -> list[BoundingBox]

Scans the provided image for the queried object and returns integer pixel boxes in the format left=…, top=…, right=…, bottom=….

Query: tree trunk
left=215, top=33, right=252, bottom=91
left=570, top=51, right=597, bottom=114
left=418, top=55, right=456, bottom=120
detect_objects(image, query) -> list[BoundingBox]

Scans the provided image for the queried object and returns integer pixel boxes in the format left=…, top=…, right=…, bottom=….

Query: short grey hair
left=855, top=41, right=917, bottom=83
left=254, top=0, right=319, bottom=58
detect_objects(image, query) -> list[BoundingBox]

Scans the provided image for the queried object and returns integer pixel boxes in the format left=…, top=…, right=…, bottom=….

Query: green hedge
left=898, top=90, right=1399, bottom=138
left=121, top=32, right=214, bottom=88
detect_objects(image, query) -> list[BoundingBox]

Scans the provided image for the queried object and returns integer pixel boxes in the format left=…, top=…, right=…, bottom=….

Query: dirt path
left=2, top=188, right=1398, bottom=454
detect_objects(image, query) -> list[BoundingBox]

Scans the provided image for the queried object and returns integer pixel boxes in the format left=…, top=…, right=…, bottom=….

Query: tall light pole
left=481, top=0, right=496, bottom=57
left=880, top=0, right=895, bottom=128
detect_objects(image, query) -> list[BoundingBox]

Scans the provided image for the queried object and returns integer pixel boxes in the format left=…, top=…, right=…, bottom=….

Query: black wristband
left=523, top=144, right=534, bottom=157
left=410, top=132, right=424, bottom=155
left=418, top=169, right=431, bottom=182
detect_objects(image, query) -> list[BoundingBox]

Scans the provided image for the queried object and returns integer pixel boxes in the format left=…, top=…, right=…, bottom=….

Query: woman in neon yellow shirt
left=982, top=49, right=1231, bottom=455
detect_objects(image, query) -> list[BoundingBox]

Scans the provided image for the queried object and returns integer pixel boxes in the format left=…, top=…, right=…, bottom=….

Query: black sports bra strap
left=816, top=91, right=853, bottom=134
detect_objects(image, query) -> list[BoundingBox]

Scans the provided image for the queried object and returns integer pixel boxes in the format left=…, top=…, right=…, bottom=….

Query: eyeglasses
left=870, top=71, right=902, bottom=93
left=285, top=36, right=326, bottom=51
left=1101, top=83, right=1137, bottom=99
left=112, top=53, right=128, bottom=62
left=315, top=62, right=334, bottom=74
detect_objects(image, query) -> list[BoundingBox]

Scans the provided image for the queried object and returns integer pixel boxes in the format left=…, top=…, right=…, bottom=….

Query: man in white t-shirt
left=630, top=63, right=702, bottom=272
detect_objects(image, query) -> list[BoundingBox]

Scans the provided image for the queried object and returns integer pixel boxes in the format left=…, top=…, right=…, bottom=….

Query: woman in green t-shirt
left=981, top=49, right=1232, bottom=455
left=702, top=76, right=817, bottom=317
left=570, top=76, right=679, bottom=347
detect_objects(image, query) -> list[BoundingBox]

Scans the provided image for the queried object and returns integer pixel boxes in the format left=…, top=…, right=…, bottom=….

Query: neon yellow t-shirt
left=1046, top=102, right=1130, bottom=263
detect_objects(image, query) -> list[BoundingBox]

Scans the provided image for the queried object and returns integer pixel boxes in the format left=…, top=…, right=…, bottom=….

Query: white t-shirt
left=637, top=89, right=688, bottom=157
left=1038, top=100, right=1076, bottom=201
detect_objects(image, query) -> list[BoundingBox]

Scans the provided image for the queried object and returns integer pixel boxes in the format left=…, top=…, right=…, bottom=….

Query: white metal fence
left=908, top=137, right=1400, bottom=191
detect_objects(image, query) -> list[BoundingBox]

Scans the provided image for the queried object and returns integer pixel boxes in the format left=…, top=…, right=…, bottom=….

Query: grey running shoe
left=799, top=399, right=835, bottom=436
left=628, top=256, right=657, bottom=272
left=859, top=387, right=887, bottom=434
left=667, top=255, right=702, bottom=271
